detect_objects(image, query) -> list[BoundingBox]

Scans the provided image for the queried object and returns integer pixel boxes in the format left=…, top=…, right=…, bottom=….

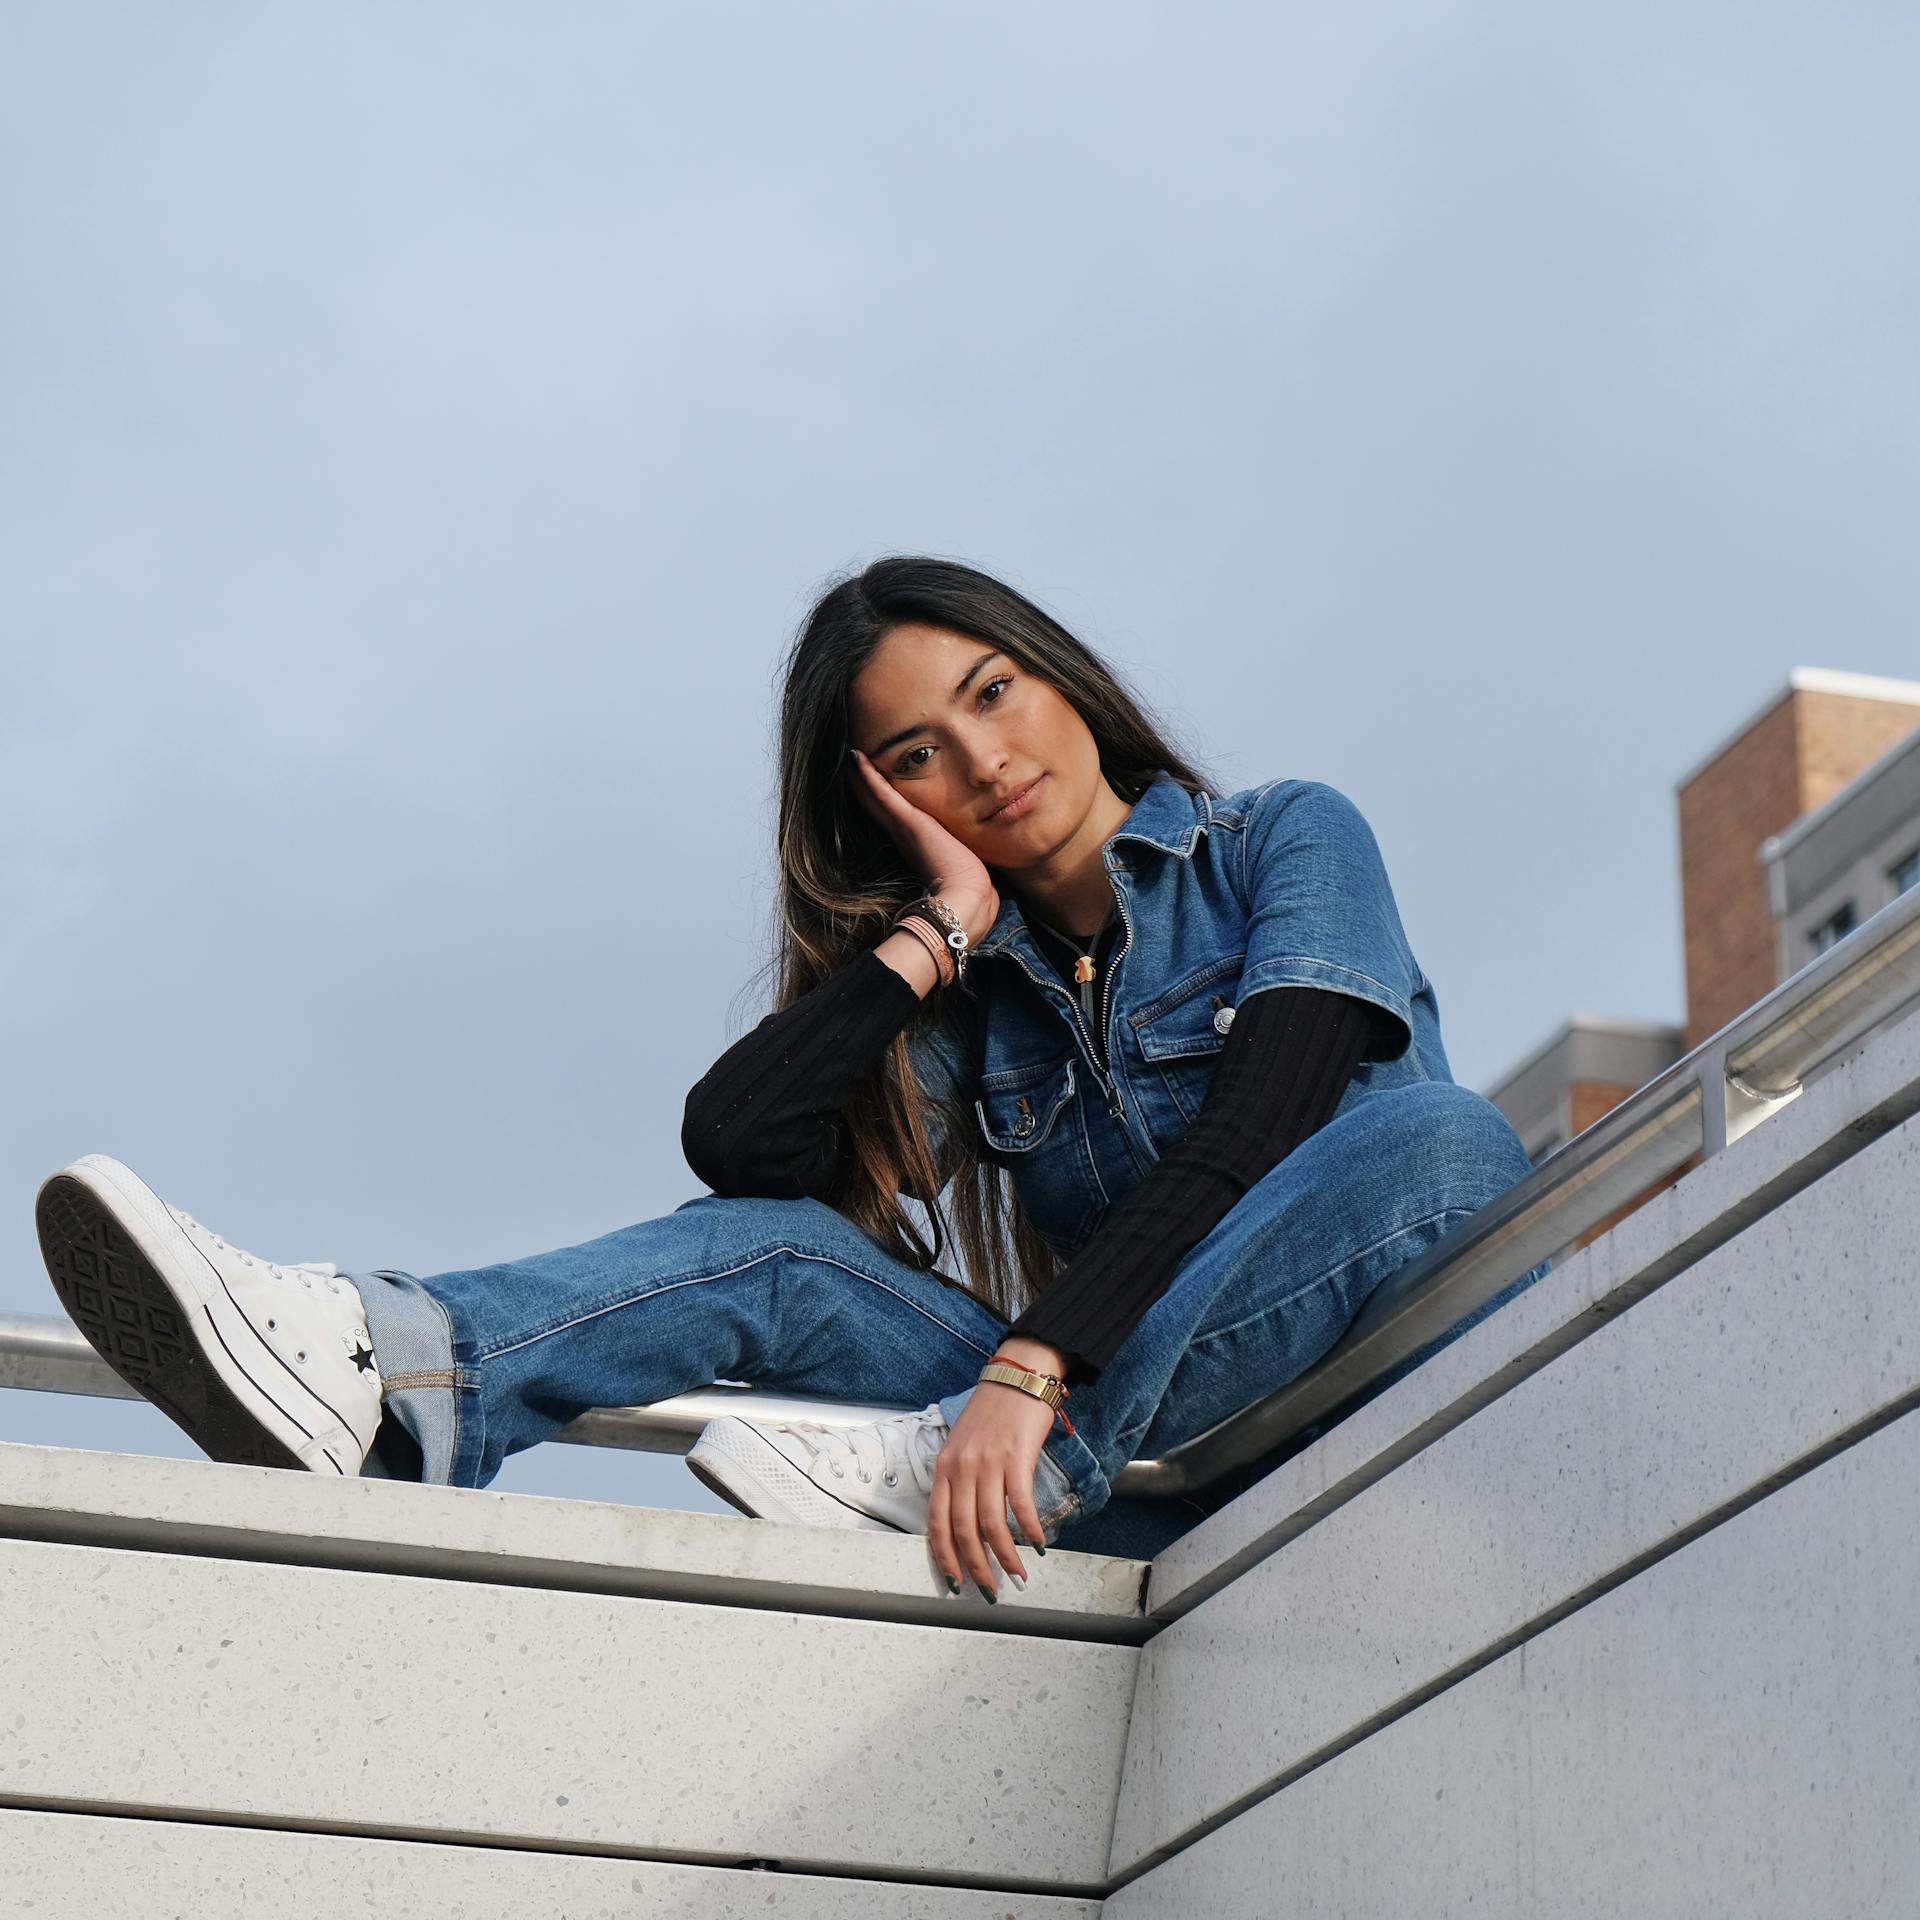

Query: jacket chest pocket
left=973, top=1055, right=1104, bottom=1248
left=1131, top=955, right=1244, bottom=1129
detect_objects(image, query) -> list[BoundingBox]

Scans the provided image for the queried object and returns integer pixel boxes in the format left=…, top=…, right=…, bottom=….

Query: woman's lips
left=987, top=774, right=1045, bottom=822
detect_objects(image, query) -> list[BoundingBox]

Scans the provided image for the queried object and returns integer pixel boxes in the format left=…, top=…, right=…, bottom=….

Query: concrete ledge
left=3, top=1806, right=1104, bottom=1917
left=0, top=1531, right=1133, bottom=1884
left=1109, top=1099, right=1920, bottom=1874
left=1145, top=1000, right=1920, bottom=1621
left=1106, top=1404, right=1920, bottom=1918
left=0, top=1439, right=1148, bottom=1644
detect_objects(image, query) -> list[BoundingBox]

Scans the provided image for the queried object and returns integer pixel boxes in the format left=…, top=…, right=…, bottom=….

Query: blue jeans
left=349, top=1080, right=1549, bottom=1560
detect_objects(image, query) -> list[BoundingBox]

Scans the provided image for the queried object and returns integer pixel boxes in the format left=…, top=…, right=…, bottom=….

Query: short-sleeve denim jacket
left=906, top=769, right=1457, bottom=1262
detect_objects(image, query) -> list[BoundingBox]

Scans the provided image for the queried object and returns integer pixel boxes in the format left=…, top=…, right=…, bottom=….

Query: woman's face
left=846, top=622, right=1115, bottom=869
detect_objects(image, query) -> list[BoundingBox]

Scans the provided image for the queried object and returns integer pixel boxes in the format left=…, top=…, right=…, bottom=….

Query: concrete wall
left=1107, top=1011, right=1920, bottom=1915
left=1107, top=1402, right=1920, bottom=1918
left=6, top=1809, right=1103, bottom=1919
left=7, top=1001, right=1920, bottom=1915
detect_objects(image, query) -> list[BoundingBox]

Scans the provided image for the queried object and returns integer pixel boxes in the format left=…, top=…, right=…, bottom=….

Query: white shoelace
left=782, top=1403, right=948, bottom=1494
left=168, top=1207, right=342, bottom=1293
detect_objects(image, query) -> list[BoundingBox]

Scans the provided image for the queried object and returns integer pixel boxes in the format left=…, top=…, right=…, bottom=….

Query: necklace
left=1026, top=899, right=1123, bottom=1073
left=1031, top=903, right=1116, bottom=984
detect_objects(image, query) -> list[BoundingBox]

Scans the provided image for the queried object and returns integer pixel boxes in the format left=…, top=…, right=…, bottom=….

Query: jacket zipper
left=1000, top=949, right=1121, bottom=1116
left=997, top=867, right=1135, bottom=1124
left=1096, top=868, right=1135, bottom=1102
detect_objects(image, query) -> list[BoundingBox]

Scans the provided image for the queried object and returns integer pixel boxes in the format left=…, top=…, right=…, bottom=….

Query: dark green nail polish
left=945, top=1576, right=960, bottom=1593
left=1034, top=1543, right=1047, bottom=1555
left=977, top=1583, right=997, bottom=1604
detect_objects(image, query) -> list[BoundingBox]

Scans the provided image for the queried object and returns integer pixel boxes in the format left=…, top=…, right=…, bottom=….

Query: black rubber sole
left=36, top=1173, right=308, bottom=1472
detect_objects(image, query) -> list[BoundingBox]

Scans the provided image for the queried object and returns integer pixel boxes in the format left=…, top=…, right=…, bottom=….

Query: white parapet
left=1106, top=1007, right=1920, bottom=1911
left=5, top=1807, right=1106, bottom=1918
left=0, top=1442, right=1144, bottom=1898
left=1106, top=1403, right=1920, bottom=1917
left=8, top=1004, right=1918, bottom=1915
left=1110, top=1097, right=1920, bottom=1879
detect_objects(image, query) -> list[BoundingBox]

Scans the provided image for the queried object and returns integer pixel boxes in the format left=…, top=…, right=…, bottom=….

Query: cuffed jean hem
left=348, top=1266, right=474, bottom=1486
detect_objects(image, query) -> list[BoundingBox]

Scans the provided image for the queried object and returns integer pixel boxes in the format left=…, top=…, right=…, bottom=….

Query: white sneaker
left=685, top=1402, right=951, bottom=1533
left=36, top=1153, right=384, bottom=1476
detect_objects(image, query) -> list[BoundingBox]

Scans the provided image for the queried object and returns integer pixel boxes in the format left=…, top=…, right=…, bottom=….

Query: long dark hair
left=755, top=555, right=1218, bottom=1322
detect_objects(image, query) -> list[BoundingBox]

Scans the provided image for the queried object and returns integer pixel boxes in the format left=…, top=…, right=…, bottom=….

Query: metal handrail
left=6, top=884, right=1919, bottom=1498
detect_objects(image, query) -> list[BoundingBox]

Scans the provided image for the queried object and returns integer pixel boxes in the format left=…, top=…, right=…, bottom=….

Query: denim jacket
left=907, top=770, right=1453, bottom=1262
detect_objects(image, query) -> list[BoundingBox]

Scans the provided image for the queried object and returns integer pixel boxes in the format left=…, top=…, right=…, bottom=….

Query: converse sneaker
left=35, top=1153, right=384, bottom=1476
left=685, top=1402, right=952, bottom=1533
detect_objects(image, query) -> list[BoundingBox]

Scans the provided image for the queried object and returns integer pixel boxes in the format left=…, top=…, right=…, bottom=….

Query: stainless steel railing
left=6, top=882, right=1919, bottom=1498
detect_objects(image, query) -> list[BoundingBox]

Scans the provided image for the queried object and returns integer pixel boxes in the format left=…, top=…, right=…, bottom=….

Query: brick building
left=1484, top=668, right=1920, bottom=1254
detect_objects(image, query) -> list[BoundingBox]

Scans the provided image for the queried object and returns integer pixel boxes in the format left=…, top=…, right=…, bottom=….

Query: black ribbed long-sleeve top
left=680, top=929, right=1380, bottom=1387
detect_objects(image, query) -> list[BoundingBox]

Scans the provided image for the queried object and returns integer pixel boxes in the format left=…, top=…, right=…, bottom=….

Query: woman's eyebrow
left=868, top=649, right=1004, bottom=758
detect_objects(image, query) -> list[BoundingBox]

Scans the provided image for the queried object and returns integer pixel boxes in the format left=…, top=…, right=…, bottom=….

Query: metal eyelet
left=266, top=1318, right=276, bottom=1330
left=884, top=1471, right=899, bottom=1487
left=295, top=1350, right=306, bottom=1363
left=830, top=1460, right=844, bottom=1476
left=857, top=1469, right=871, bottom=1483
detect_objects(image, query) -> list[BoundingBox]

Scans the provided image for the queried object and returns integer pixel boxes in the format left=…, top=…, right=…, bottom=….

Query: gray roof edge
left=1481, top=1011, right=1684, bottom=1104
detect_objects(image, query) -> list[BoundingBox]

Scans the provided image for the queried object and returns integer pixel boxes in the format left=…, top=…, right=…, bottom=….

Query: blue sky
left=5, top=2, right=1916, bottom=1510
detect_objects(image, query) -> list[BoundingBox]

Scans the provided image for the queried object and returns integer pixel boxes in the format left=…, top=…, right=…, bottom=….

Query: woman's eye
left=892, top=677, right=1014, bottom=774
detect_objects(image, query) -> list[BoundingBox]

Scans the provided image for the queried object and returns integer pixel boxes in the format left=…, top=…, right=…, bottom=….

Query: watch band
left=978, top=1357, right=1076, bottom=1435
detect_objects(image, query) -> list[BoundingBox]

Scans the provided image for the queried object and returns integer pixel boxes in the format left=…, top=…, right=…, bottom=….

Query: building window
left=1892, top=847, right=1920, bottom=898
left=1809, top=902, right=1857, bottom=956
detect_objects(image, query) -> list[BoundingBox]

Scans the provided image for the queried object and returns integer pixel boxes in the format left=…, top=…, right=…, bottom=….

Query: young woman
left=35, top=556, right=1548, bottom=1599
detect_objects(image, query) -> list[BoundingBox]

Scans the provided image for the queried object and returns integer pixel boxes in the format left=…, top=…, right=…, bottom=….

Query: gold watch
left=978, top=1357, right=1068, bottom=1413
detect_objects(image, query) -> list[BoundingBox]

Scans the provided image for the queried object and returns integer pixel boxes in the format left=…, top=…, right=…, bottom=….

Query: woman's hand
left=847, top=748, right=1001, bottom=942
left=928, top=1346, right=1066, bottom=1594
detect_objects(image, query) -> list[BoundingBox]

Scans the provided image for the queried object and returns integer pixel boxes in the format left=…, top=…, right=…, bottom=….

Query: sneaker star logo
left=343, top=1326, right=380, bottom=1377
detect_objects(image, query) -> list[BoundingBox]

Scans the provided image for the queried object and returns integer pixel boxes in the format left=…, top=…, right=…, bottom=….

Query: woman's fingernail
left=1034, top=1543, right=1047, bottom=1556
left=977, top=1583, right=997, bottom=1604
left=1010, top=1571, right=1028, bottom=1591
left=945, top=1576, right=960, bottom=1594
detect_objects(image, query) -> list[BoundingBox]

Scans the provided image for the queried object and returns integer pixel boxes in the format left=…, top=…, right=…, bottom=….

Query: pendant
left=1074, top=955, right=1096, bottom=983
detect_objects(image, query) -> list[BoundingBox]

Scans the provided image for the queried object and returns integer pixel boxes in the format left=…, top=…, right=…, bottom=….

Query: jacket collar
left=969, top=772, right=1213, bottom=962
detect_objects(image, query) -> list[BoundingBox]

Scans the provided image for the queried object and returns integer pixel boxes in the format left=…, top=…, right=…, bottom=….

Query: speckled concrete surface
left=4, top=1806, right=1102, bottom=1916
left=1106, top=1402, right=1920, bottom=1918
left=1110, top=1103, right=1920, bottom=1873
left=0, top=1439, right=1147, bottom=1643
left=1146, top=1002, right=1920, bottom=1620
left=0, top=1531, right=1133, bottom=1883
